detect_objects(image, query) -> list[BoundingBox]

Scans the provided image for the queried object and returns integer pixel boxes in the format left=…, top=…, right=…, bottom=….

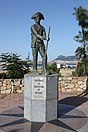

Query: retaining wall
left=59, top=76, right=88, bottom=93
left=0, top=79, right=24, bottom=94
left=0, top=76, right=88, bottom=95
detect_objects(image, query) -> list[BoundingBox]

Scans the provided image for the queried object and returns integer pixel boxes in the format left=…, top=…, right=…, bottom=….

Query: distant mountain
left=55, top=55, right=77, bottom=61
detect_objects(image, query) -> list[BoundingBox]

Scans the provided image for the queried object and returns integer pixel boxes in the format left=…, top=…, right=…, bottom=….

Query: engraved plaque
left=32, top=76, right=46, bottom=100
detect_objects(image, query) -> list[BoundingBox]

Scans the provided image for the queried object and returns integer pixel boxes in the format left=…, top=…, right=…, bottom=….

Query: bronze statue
left=31, top=12, right=50, bottom=74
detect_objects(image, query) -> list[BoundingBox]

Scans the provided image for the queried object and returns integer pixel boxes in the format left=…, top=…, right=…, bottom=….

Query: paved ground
left=0, top=92, right=88, bottom=132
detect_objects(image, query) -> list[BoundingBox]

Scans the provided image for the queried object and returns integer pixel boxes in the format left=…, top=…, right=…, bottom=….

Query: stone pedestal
left=24, top=74, right=58, bottom=122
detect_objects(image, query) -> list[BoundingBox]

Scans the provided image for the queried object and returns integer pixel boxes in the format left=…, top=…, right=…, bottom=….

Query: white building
left=53, top=60, right=77, bottom=69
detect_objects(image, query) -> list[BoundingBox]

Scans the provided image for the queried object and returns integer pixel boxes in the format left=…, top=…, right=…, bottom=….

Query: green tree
left=0, top=53, right=29, bottom=78
left=47, top=62, right=61, bottom=76
left=73, top=6, right=88, bottom=76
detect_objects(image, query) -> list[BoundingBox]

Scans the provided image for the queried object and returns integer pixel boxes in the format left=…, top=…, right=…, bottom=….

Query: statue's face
left=34, top=17, right=41, bottom=23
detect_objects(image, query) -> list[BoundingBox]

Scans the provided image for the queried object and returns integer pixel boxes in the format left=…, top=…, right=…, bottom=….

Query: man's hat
left=31, top=12, right=44, bottom=20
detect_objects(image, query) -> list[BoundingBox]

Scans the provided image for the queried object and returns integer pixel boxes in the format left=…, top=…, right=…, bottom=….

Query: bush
left=0, top=73, right=7, bottom=79
left=47, top=62, right=61, bottom=76
left=72, top=59, right=88, bottom=76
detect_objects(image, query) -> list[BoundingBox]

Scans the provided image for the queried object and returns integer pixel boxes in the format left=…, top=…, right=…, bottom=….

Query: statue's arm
left=43, top=27, right=47, bottom=40
left=31, top=26, right=46, bottom=40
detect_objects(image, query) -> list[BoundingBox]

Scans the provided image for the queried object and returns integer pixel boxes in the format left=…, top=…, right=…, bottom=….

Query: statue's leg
left=39, top=45, right=47, bottom=74
left=32, top=48, right=38, bottom=73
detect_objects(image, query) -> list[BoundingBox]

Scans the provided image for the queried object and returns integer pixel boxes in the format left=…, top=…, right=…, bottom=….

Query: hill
left=55, top=55, right=77, bottom=61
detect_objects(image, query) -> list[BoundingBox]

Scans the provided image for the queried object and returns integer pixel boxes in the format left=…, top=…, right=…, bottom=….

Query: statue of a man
left=31, top=12, right=49, bottom=74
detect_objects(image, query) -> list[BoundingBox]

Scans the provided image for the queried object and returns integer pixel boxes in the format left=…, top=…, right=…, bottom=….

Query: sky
left=0, top=0, right=88, bottom=61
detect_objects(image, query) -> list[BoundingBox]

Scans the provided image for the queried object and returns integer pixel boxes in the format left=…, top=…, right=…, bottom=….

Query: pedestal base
left=24, top=74, right=58, bottom=122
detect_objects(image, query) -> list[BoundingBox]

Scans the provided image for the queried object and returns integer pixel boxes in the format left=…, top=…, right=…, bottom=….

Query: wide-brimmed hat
left=31, top=12, right=44, bottom=20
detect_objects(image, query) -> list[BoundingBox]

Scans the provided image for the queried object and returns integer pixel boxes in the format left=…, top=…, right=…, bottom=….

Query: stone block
left=24, top=98, right=31, bottom=121
left=2, top=87, right=6, bottom=90
left=5, top=89, right=11, bottom=94
left=17, top=90, right=23, bottom=93
left=31, top=76, right=46, bottom=100
left=3, top=83, right=6, bottom=87
left=67, top=77, right=72, bottom=80
left=31, top=100, right=46, bottom=122
left=61, top=88, right=66, bottom=92
left=24, top=74, right=58, bottom=101
left=78, top=77, right=84, bottom=81
left=6, top=85, right=11, bottom=89
left=77, top=81, right=83, bottom=85
left=6, top=80, right=10, bottom=85
left=71, top=79, right=77, bottom=83
left=24, top=74, right=58, bottom=122
left=46, top=99, right=57, bottom=121
left=66, top=89, right=73, bottom=92
left=68, top=84, right=74, bottom=88
left=24, top=74, right=32, bottom=100
left=1, top=90, right=6, bottom=94
left=46, top=75, right=58, bottom=100
left=0, top=82, right=2, bottom=86
left=24, top=99, right=57, bottom=122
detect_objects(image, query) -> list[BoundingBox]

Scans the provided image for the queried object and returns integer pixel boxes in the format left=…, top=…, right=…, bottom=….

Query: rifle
left=44, top=26, right=50, bottom=74
left=46, top=26, right=50, bottom=54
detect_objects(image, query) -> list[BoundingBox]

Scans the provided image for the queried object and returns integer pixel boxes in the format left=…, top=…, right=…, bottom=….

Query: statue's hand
left=46, top=37, right=50, bottom=41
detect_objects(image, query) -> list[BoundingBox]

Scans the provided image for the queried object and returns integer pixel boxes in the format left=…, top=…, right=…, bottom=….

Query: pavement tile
left=0, top=92, right=88, bottom=132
